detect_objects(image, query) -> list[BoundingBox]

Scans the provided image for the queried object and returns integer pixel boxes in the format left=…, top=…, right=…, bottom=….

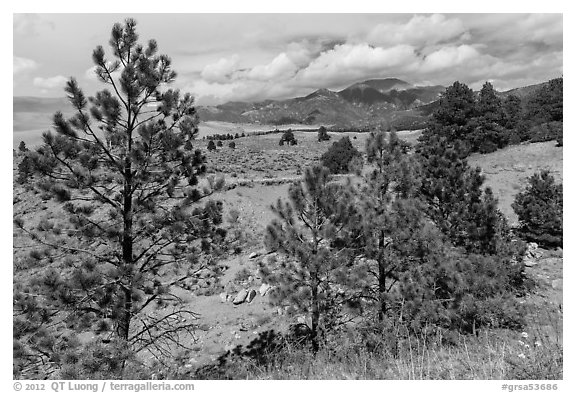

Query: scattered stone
left=249, top=251, right=260, bottom=259
left=219, top=292, right=228, bottom=303
left=233, top=289, right=248, bottom=305
left=234, top=333, right=241, bottom=339
left=552, top=279, right=563, bottom=290
left=246, top=289, right=257, bottom=303
left=524, top=259, right=537, bottom=267
left=259, top=283, right=271, bottom=297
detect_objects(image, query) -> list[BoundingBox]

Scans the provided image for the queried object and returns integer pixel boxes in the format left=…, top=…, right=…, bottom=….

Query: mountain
left=197, top=78, right=445, bottom=128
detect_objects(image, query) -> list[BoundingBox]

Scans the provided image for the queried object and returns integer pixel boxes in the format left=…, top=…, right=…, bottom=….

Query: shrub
left=228, top=141, right=236, bottom=149
left=512, top=170, right=562, bottom=248
left=317, top=126, right=331, bottom=142
left=217, top=140, right=223, bottom=147
left=279, top=129, right=297, bottom=146
left=207, top=140, right=216, bottom=151
left=320, top=136, right=361, bottom=174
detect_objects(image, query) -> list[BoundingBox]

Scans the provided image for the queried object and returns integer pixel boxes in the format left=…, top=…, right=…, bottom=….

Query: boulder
left=249, top=251, right=260, bottom=259
left=219, top=292, right=228, bottom=303
left=552, top=279, right=563, bottom=290
left=232, top=289, right=248, bottom=305
left=246, top=289, right=257, bottom=303
left=259, top=283, right=272, bottom=297
left=523, top=258, right=537, bottom=267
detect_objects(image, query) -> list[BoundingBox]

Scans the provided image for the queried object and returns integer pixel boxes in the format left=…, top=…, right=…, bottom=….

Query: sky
left=13, top=13, right=563, bottom=106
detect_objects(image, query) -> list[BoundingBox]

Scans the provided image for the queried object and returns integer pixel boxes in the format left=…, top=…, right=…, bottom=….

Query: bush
left=279, top=129, right=297, bottom=146
left=229, top=141, right=236, bottom=149
left=207, top=140, right=216, bottom=151
left=317, top=126, right=331, bottom=142
left=320, top=136, right=361, bottom=174
left=512, top=170, right=562, bottom=248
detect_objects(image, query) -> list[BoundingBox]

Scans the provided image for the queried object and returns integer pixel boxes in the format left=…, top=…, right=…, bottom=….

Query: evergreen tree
left=417, top=135, right=509, bottom=254
left=317, top=126, right=331, bottom=142
left=432, top=81, right=477, bottom=128
left=14, top=19, right=224, bottom=375
left=18, top=141, right=29, bottom=153
left=476, top=82, right=504, bottom=125
left=503, top=95, right=522, bottom=130
left=524, top=77, right=563, bottom=123
left=320, top=136, right=361, bottom=174
left=261, top=166, right=358, bottom=352
left=512, top=170, right=563, bottom=248
left=279, top=129, right=297, bottom=146
left=352, top=130, right=427, bottom=321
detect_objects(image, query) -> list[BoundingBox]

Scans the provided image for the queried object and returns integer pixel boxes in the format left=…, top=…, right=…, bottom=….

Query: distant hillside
left=499, top=82, right=549, bottom=99
left=198, top=78, right=445, bottom=128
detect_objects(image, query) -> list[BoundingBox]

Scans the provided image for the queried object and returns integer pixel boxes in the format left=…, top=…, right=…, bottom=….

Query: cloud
left=200, top=55, right=241, bottom=83
left=293, top=43, right=418, bottom=87
left=246, top=53, right=299, bottom=81
left=84, top=66, right=98, bottom=80
left=13, top=14, right=54, bottom=37
left=367, top=14, right=468, bottom=48
left=419, top=45, right=484, bottom=72
left=33, top=75, right=68, bottom=89
left=13, top=56, right=38, bottom=75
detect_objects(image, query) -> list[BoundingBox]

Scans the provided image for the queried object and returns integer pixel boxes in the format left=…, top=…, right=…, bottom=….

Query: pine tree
left=15, top=19, right=224, bottom=375
left=352, top=131, right=423, bottom=321
left=417, top=135, right=509, bottom=254
left=18, top=141, right=29, bottom=153
left=317, top=126, right=330, bottom=142
left=320, top=136, right=361, bottom=174
left=260, top=166, right=358, bottom=352
left=512, top=170, right=563, bottom=248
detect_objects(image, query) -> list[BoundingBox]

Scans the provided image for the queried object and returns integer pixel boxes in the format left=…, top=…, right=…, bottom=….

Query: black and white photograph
left=11, top=6, right=565, bottom=386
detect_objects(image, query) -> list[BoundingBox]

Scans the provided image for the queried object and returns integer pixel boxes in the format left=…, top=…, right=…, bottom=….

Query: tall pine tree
left=14, top=19, right=224, bottom=375
left=261, top=166, right=358, bottom=352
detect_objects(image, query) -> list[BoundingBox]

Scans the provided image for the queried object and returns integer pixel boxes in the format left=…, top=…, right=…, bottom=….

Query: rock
left=552, top=279, right=563, bottom=290
left=297, top=316, right=306, bottom=324
left=249, top=251, right=260, bottom=259
left=248, top=275, right=254, bottom=283
left=219, top=292, right=228, bottom=303
left=259, top=283, right=271, bottom=297
left=232, top=289, right=248, bottom=305
left=246, top=289, right=257, bottom=303
left=277, top=307, right=283, bottom=316
left=524, top=258, right=537, bottom=267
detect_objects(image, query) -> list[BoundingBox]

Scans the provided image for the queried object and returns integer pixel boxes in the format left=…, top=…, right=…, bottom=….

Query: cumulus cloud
left=200, top=55, right=240, bottom=83
left=13, top=56, right=38, bottom=75
left=293, top=43, right=418, bottom=87
left=246, top=53, right=299, bottom=81
left=33, top=75, right=68, bottom=89
left=419, top=45, right=484, bottom=72
left=367, top=14, right=468, bottom=48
